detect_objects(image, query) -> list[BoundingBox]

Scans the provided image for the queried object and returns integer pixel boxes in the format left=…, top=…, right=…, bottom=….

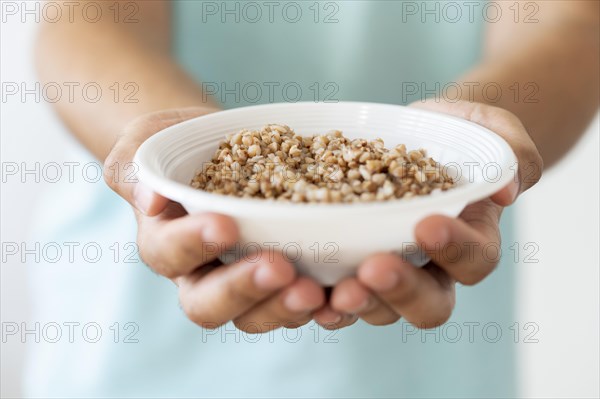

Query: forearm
left=35, top=1, right=216, bottom=161
left=459, top=1, right=599, bottom=167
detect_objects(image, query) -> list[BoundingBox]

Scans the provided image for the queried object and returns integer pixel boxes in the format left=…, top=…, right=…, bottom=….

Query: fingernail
left=354, top=297, right=372, bottom=313
left=508, top=181, right=520, bottom=203
left=254, top=265, right=285, bottom=291
left=202, top=220, right=228, bottom=244
left=133, top=183, right=153, bottom=215
left=431, top=225, right=450, bottom=249
left=284, top=291, right=314, bottom=313
left=319, top=307, right=342, bottom=324
left=372, top=271, right=399, bottom=292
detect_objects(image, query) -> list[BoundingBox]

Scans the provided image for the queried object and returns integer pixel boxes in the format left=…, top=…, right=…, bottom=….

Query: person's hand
left=103, top=108, right=325, bottom=333
left=313, top=100, right=543, bottom=329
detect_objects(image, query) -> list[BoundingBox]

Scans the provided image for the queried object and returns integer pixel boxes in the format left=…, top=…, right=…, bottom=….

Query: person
left=31, top=0, right=597, bottom=397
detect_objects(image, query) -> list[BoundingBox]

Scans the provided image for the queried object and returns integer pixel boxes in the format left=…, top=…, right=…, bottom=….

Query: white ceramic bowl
left=134, top=102, right=517, bottom=285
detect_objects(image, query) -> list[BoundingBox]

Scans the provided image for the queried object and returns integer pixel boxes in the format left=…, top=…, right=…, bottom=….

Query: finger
left=178, top=251, right=296, bottom=328
left=233, top=277, right=325, bottom=333
left=330, top=278, right=400, bottom=326
left=415, top=199, right=502, bottom=285
left=313, top=305, right=359, bottom=330
left=137, top=207, right=239, bottom=278
left=358, top=254, right=455, bottom=328
left=411, top=100, right=543, bottom=205
left=103, top=108, right=215, bottom=215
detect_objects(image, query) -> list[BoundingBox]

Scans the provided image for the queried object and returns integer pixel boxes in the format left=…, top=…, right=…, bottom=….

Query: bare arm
left=319, top=1, right=599, bottom=328
left=35, top=0, right=597, bottom=332
left=37, top=1, right=598, bottom=166
left=35, top=0, right=217, bottom=160
left=460, top=0, right=599, bottom=167
left=36, top=0, right=326, bottom=333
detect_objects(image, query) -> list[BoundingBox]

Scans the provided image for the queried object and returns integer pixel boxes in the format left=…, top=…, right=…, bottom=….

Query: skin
left=36, top=1, right=599, bottom=332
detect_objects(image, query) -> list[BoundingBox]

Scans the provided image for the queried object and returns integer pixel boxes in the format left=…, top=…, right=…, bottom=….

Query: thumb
left=103, top=107, right=216, bottom=215
left=410, top=100, right=543, bottom=206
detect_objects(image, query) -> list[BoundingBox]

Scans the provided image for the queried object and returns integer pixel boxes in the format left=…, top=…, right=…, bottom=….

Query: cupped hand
left=103, top=108, right=325, bottom=333
left=314, top=100, right=543, bottom=329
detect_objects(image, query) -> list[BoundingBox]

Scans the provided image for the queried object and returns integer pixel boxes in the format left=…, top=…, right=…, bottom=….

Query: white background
left=2, top=13, right=599, bottom=399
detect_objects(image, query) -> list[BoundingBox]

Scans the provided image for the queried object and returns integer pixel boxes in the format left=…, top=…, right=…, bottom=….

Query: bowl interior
left=135, top=102, right=516, bottom=216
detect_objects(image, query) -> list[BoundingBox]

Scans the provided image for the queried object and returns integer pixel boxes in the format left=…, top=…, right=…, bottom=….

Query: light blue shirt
left=25, top=1, right=517, bottom=397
